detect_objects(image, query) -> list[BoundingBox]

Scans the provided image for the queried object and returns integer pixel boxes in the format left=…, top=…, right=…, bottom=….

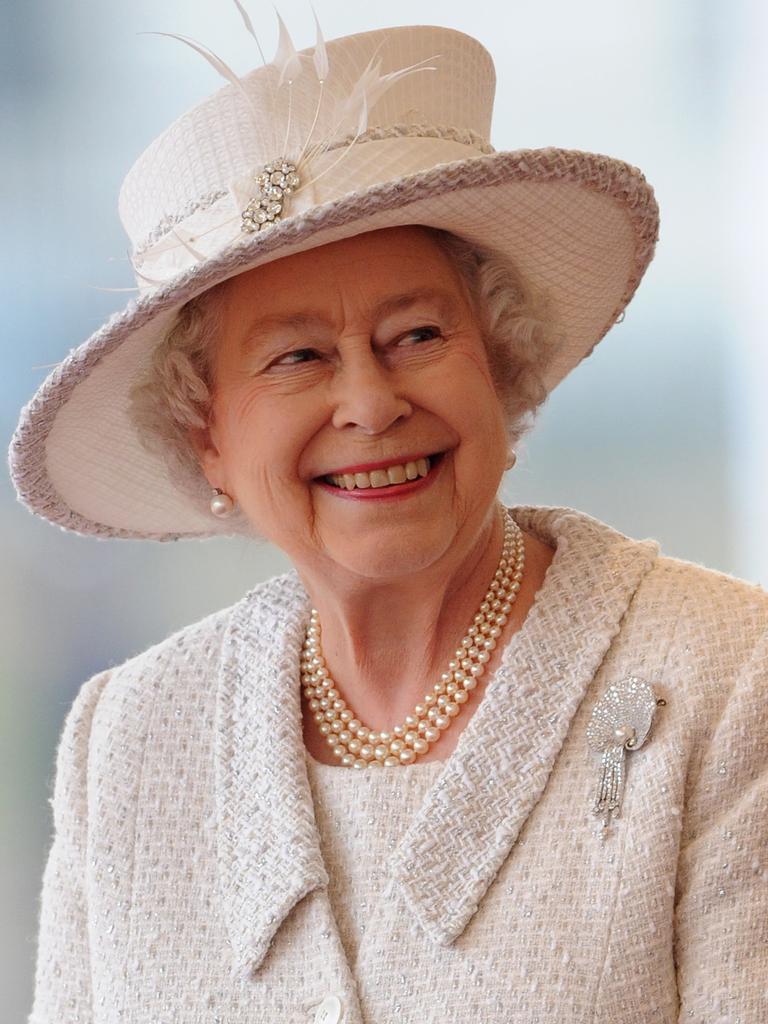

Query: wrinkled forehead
left=216, top=226, right=476, bottom=341
left=226, top=225, right=467, bottom=300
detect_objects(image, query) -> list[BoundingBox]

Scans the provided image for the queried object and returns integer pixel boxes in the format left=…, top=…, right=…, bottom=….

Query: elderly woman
left=11, top=20, right=766, bottom=1024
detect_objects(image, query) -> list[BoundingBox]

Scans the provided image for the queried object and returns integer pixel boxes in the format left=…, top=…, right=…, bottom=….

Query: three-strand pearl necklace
left=300, top=508, right=526, bottom=768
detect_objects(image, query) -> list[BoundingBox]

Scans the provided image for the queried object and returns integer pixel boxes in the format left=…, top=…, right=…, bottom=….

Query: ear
left=187, top=424, right=224, bottom=487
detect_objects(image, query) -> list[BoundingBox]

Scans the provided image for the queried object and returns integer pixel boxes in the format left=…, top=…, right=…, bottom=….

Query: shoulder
left=624, top=551, right=768, bottom=734
left=111, top=566, right=304, bottom=677
left=62, top=567, right=307, bottom=750
left=538, top=500, right=768, bottom=705
left=639, top=550, right=768, bottom=650
left=518, top=502, right=768, bottom=660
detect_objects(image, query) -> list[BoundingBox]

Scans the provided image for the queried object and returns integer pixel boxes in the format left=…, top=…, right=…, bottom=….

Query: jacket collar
left=214, top=505, right=659, bottom=978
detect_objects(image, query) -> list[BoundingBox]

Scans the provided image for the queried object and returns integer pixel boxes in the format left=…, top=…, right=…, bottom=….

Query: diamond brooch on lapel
left=586, top=676, right=666, bottom=837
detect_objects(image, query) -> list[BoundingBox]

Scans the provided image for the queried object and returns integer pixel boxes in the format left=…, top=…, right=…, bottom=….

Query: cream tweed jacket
left=28, top=505, right=768, bottom=1024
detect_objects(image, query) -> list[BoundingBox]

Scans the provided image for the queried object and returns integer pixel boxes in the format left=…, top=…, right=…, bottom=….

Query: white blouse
left=305, top=750, right=445, bottom=970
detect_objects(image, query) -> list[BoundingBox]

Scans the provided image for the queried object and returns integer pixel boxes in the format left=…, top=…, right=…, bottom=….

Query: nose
left=330, top=345, right=413, bottom=434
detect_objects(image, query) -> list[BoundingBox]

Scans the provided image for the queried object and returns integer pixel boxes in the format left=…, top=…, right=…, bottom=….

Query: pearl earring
left=210, top=487, right=235, bottom=518
left=505, top=449, right=517, bottom=470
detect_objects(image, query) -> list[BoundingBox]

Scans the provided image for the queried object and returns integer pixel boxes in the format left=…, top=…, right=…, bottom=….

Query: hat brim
left=9, top=147, right=658, bottom=541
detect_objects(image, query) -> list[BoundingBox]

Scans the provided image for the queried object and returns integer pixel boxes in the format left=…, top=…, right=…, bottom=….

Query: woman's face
left=196, top=226, right=509, bottom=580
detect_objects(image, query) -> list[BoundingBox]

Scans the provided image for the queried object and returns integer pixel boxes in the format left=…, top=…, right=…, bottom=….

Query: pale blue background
left=3, top=1, right=766, bottom=1019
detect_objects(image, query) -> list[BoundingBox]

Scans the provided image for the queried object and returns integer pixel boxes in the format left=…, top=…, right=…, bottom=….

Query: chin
left=327, top=524, right=452, bottom=581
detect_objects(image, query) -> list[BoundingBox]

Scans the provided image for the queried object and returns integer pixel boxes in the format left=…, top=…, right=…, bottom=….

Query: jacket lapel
left=390, top=506, right=659, bottom=946
left=215, top=505, right=660, bottom=979
left=215, top=570, right=320, bottom=981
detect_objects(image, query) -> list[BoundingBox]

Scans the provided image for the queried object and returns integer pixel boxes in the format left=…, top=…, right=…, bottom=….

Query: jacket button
left=313, top=994, right=342, bottom=1023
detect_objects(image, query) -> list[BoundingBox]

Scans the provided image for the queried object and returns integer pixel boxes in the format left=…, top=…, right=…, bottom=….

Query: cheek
left=214, top=386, right=321, bottom=488
left=213, top=391, right=269, bottom=475
left=459, top=340, right=497, bottom=389
left=442, top=345, right=507, bottom=435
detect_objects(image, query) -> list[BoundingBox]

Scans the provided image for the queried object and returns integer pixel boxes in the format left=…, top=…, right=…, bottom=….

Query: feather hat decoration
left=130, top=9, right=439, bottom=289
left=9, top=8, right=659, bottom=540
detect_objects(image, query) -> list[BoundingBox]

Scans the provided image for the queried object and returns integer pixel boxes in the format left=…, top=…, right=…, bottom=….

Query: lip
left=314, top=451, right=447, bottom=501
left=315, top=450, right=442, bottom=477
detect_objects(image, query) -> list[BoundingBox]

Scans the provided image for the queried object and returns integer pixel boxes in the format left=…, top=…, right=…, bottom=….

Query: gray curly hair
left=127, top=227, right=558, bottom=521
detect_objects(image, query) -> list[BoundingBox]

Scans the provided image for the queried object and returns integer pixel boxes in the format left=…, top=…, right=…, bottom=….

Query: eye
left=272, top=347, right=321, bottom=366
left=397, top=325, right=442, bottom=345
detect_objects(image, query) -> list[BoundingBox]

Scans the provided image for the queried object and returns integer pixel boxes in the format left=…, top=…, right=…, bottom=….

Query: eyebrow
left=237, top=287, right=463, bottom=349
left=370, top=287, right=463, bottom=322
left=238, top=311, right=330, bottom=346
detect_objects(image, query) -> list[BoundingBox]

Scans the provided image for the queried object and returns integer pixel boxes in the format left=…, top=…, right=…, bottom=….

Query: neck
left=295, top=504, right=512, bottom=729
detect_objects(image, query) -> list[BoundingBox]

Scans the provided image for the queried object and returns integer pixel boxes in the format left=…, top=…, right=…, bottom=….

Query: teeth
left=387, top=464, right=407, bottom=484
left=327, top=456, right=434, bottom=490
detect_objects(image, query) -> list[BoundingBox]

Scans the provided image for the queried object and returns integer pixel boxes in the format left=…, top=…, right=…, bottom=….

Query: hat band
left=130, top=123, right=494, bottom=292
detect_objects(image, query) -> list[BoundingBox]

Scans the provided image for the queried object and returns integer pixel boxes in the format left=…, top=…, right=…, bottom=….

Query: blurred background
left=3, top=0, right=766, bottom=1017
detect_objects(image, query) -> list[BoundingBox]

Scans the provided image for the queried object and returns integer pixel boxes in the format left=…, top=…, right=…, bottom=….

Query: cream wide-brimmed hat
left=9, top=22, right=659, bottom=541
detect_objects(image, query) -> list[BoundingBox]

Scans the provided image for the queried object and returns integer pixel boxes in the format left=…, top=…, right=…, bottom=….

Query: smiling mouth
left=319, top=451, right=446, bottom=491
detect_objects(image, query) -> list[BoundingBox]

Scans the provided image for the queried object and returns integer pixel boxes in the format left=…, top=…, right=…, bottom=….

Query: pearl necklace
left=300, top=508, right=525, bottom=768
